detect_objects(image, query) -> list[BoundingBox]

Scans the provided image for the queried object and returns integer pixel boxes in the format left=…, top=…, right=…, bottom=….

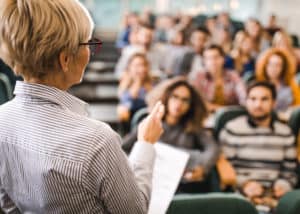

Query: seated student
left=177, top=27, right=210, bottom=76
left=189, top=44, right=246, bottom=113
left=117, top=53, right=153, bottom=132
left=220, top=81, right=297, bottom=211
left=160, top=30, right=190, bottom=77
left=114, top=23, right=164, bottom=79
left=230, top=31, right=256, bottom=77
left=256, top=48, right=300, bottom=112
left=122, top=77, right=219, bottom=193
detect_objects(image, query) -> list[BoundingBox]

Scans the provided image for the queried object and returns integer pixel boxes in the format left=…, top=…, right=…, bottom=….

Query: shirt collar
left=14, top=81, right=88, bottom=116
left=247, top=113, right=276, bottom=130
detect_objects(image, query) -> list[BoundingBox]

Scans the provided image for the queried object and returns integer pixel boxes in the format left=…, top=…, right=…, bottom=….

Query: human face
left=203, top=49, right=224, bottom=74
left=241, top=37, right=254, bottom=54
left=246, top=86, right=274, bottom=121
left=266, top=54, right=284, bottom=81
left=167, top=85, right=191, bottom=121
left=191, top=31, right=207, bottom=53
left=246, top=20, right=260, bottom=38
left=137, top=27, right=153, bottom=47
left=128, top=56, right=149, bottom=80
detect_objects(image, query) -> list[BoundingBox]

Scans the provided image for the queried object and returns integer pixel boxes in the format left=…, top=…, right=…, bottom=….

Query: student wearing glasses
left=0, top=0, right=165, bottom=213
left=123, top=77, right=219, bottom=193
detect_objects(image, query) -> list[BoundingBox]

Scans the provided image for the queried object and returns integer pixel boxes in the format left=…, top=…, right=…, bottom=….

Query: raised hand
left=137, top=101, right=165, bottom=144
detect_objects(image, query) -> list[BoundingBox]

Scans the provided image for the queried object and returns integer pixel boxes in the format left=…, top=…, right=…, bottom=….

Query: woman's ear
left=59, top=50, right=71, bottom=73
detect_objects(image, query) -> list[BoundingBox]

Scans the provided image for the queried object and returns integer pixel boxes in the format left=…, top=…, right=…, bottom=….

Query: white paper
left=148, top=142, right=190, bottom=214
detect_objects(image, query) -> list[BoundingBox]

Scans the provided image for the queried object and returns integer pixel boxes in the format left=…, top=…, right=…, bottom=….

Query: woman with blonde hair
left=273, top=30, right=300, bottom=70
left=256, top=47, right=300, bottom=111
left=0, top=0, right=164, bottom=212
left=117, top=53, right=153, bottom=124
left=230, top=31, right=256, bottom=76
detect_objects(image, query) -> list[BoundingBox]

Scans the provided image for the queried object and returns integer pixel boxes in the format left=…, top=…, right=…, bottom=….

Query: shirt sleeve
left=83, top=128, right=155, bottom=214
left=278, top=135, right=298, bottom=187
left=183, top=131, right=219, bottom=175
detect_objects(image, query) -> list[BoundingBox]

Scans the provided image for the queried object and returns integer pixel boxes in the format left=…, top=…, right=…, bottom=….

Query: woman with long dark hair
left=123, top=77, right=219, bottom=193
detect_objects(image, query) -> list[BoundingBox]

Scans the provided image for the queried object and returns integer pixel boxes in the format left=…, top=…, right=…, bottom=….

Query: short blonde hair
left=0, top=0, right=94, bottom=78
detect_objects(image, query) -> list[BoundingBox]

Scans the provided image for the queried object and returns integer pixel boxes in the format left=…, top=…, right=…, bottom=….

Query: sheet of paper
left=148, top=142, right=190, bottom=214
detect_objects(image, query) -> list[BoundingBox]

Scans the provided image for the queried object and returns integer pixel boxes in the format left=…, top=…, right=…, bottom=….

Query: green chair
left=288, top=107, right=300, bottom=136
left=276, top=190, right=300, bottom=214
left=0, top=73, right=13, bottom=105
left=167, top=193, right=258, bottom=214
left=213, top=106, right=247, bottom=141
left=130, top=107, right=148, bottom=131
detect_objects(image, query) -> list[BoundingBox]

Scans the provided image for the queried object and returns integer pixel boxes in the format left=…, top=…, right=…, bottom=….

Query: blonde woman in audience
left=230, top=31, right=256, bottom=77
left=123, top=77, right=219, bottom=193
left=117, top=53, right=153, bottom=124
left=245, top=18, right=271, bottom=56
left=256, top=48, right=300, bottom=111
left=273, top=30, right=300, bottom=71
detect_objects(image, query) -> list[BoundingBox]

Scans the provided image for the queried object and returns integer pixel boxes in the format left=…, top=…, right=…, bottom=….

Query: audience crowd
left=115, top=11, right=300, bottom=213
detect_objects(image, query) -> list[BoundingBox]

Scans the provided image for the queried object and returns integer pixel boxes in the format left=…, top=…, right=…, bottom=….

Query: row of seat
left=167, top=190, right=300, bottom=214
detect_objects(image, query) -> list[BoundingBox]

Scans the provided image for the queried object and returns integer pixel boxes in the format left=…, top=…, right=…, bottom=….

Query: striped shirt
left=0, top=81, right=155, bottom=213
left=220, top=115, right=297, bottom=188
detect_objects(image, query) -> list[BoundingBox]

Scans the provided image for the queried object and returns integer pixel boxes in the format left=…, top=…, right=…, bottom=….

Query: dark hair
left=203, top=44, right=225, bottom=57
left=158, top=78, right=208, bottom=132
left=193, top=26, right=210, bottom=36
left=247, top=81, right=277, bottom=100
left=139, top=22, right=154, bottom=31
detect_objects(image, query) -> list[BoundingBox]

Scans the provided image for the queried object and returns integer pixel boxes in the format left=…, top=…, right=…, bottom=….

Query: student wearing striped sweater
left=220, top=81, right=298, bottom=208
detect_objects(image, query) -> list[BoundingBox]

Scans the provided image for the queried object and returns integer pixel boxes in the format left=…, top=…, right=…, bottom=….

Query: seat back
left=277, top=190, right=300, bottom=214
left=288, top=107, right=300, bottom=136
left=213, top=106, right=247, bottom=141
left=0, top=73, right=13, bottom=105
left=130, top=107, right=149, bottom=130
left=167, top=193, right=258, bottom=214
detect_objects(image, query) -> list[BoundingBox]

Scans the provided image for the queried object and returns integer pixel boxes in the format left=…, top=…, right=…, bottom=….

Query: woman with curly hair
left=256, top=48, right=300, bottom=111
left=122, top=77, right=219, bottom=193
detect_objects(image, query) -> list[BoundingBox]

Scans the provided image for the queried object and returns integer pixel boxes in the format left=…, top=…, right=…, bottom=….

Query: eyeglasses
left=79, top=38, right=102, bottom=56
left=170, top=94, right=191, bottom=105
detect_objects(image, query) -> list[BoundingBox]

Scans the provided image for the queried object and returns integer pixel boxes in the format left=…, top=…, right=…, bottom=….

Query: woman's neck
left=269, top=78, right=281, bottom=87
left=165, top=115, right=179, bottom=126
left=24, top=72, right=69, bottom=91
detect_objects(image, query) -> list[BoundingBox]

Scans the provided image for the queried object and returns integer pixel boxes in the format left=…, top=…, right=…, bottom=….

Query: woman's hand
left=117, top=105, right=130, bottom=122
left=138, top=101, right=165, bottom=144
left=242, top=181, right=264, bottom=198
left=273, top=179, right=292, bottom=198
left=183, top=166, right=204, bottom=182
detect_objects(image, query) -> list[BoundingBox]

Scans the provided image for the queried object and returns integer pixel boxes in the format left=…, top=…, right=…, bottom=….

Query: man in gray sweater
left=220, top=81, right=297, bottom=204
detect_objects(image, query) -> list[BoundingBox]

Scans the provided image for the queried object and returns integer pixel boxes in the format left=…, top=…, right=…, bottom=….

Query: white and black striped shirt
left=0, top=81, right=155, bottom=213
left=220, top=116, right=297, bottom=188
